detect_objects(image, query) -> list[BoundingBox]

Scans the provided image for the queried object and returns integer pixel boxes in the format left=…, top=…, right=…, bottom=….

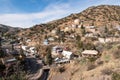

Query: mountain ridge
left=25, top=5, right=120, bottom=34
left=46, top=5, right=120, bottom=27
left=0, top=24, right=22, bottom=36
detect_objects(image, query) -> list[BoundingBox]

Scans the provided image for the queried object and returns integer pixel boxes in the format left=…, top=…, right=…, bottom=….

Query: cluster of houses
left=51, top=46, right=73, bottom=64
left=50, top=45, right=100, bottom=64
left=21, top=45, right=37, bottom=57
left=1, top=37, right=38, bottom=64
left=38, top=18, right=120, bottom=64
left=2, top=18, right=120, bottom=65
left=63, top=19, right=120, bottom=44
left=20, top=19, right=120, bottom=65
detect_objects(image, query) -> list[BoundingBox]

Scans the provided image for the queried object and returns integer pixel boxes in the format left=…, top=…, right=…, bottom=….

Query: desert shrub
left=79, top=58, right=87, bottom=65
left=95, top=43, right=104, bottom=52
left=53, top=66, right=65, bottom=73
left=112, top=72, right=120, bottom=80
left=112, top=49, right=120, bottom=59
left=101, top=68, right=112, bottom=75
left=105, top=43, right=113, bottom=50
left=95, top=59, right=103, bottom=65
left=84, top=42, right=96, bottom=50
left=104, top=54, right=111, bottom=63
left=0, top=71, right=26, bottom=80
left=88, top=57, right=97, bottom=62
left=89, top=37, right=98, bottom=41
left=77, top=41, right=83, bottom=49
left=59, top=66, right=65, bottom=73
left=117, top=45, right=120, bottom=49
left=87, top=63, right=96, bottom=71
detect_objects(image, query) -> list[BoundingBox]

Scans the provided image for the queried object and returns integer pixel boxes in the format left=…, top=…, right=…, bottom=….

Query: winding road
left=25, top=56, right=43, bottom=80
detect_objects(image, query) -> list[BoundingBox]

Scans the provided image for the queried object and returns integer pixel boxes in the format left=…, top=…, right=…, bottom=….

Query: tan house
left=81, top=50, right=99, bottom=58
left=85, top=26, right=96, bottom=33
left=51, top=30, right=56, bottom=34
left=98, top=37, right=120, bottom=43
left=74, top=19, right=80, bottom=25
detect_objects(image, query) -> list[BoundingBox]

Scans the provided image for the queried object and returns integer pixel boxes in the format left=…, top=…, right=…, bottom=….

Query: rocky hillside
left=18, top=5, right=120, bottom=40
left=26, top=5, right=120, bottom=31
left=48, top=5, right=120, bottom=27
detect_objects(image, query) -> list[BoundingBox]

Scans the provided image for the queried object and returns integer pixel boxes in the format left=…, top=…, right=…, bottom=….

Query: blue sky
left=0, top=0, right=119, bottom=28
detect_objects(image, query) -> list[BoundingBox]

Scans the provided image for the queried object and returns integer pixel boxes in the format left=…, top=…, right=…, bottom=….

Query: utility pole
left=0, top=37, right=2, bottom=47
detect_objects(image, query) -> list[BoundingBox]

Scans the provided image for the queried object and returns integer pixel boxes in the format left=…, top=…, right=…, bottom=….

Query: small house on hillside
left=116, top=26, right=120, bottom=31
left=85, top=32, right=94, bottom=37
left=85, top=26, right=95, bottom=29
left=51, top=46, right=73, bottom=59
left=85, top=26, right=96, bottom=33
left=98, top=37, right=120, bottom=43
left=43, top=39, right=49, bottom=45
left=62, top=50, right=73, bottom=59
left=21, top=45, right=37, bottom=56
left=29, top=47, right=37, bottom=54
left=81, top=50, right=99, bottom=58
left=13, top=44, right=21, bottom=49
left=26, top=39, right=31, bottom=43
left=48, top=37, right=55, bottom=41
left=21, top=45, right=28, bottom=51
left=51, top=30, right=56, bottom=34
left=51, top=46, right=63, bottom=57
left=74, top=19, right=80, bottom=25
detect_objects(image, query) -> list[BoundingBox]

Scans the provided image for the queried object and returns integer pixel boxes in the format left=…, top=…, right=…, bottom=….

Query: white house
left=85, top=26, right=95, bottom=29
left=64, top=27, right=69, bottom=32
left=26, top=39, right=31, bottom=43
left=29, top=47, right=36, bottom=53
left=85, top=33, right=94, bottom=37
left=62, top=50, right=73, bottom=59
left=116, top=26, right=120, bottom=31
left=43, top=39, right=49, bottom=45
left=69, top=34, right=75, bottom=38
left=51, top=46, right=63, bottom=57
left=71, top=24, right=76, bottom=28
left=21, top=45, right=28, bottom=51
left=98, top=38, right=106, bottom=43
left=98, top=37, right=120, bottom=43
left=48, top=37, right=54, bottom=41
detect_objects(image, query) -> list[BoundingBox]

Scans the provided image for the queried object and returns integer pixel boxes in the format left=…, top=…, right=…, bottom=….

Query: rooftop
left=82, top=50, right=98, bottom=55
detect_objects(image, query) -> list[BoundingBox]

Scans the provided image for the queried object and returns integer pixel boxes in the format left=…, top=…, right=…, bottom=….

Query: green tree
left=56, top=27, right=61, bottom=35
left=44, top=46, right=52, bottom=65
left=81, top=24, right=86, bottom=36
left=76, top=35, right=81, bottom=41
left=104, top=26, right=108, bottom=33
left=77, top=41, right=83, bottom=49
left=59, top=31, right=65, bottom=43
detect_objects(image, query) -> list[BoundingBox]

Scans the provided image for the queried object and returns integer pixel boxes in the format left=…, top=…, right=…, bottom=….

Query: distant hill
left=0, top=24, right=22, bottom=36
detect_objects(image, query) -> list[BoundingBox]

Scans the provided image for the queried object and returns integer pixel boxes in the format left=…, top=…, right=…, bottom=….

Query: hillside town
left=0, top=4, right=120, bottom=80
left=1, top=16, right=120, bottom=80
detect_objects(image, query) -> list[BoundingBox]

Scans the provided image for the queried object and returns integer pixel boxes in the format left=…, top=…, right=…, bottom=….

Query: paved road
left=39, top=69, right=50, bottom=80
left=25, top=56, right=43, bottom=80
